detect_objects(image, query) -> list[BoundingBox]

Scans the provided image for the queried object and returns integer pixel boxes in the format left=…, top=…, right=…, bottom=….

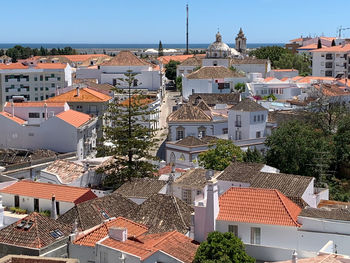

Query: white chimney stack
left=11, top=102, right=14, bottom=117
left=44, top=102, right=48, bottom=120
left=292, top=250, right=298, bottom=263
left=109, top=227, right=128, bottom=242
left=51, top=194, right=57, bottom=219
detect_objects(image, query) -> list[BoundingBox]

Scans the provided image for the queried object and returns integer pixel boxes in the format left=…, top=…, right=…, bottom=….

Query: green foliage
left=265, top=121, right=332, bottom=180
left=234, top=82, right=246, bottom=93
left=194, top=232, right=255, bottom=263
left=5, top=45, right=77, bottom=62
left=199, top=140, right=244, bottom=171
left=249, top=46, right=288, bottom=67
left=262, top=94, right=277, bottom=101
left=39, top=210, right=51, bottom=217
left=334, top=116, right=350, bottom=168
left=0, top=49, right=4, bottom=56
left=243, top=147, right=265, bottom=163
left=9, top=207, right=27, bottom=214
left=175, top=76, right=182, bottom=92
left=165, top=60, right=181, bottom=80
left=158, top=40, right=164, bottom=57
left=274, top=53, right=311, bottom=76
left=331, top=39, right=336, bottom=46
left=99, top=71, right=159, bottom=189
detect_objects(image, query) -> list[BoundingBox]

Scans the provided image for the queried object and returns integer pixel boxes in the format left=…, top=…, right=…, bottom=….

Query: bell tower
left=235, top=28, right=247, bottom=53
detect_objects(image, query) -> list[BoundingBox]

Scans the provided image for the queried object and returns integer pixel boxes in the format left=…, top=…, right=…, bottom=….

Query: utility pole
left=186, top=4, right=189, bottom=55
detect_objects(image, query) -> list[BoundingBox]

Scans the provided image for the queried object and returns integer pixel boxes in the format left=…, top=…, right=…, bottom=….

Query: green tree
left=99, top=71, right=159, bottom=189
left=199, top=140, right=244, bottom=171
left=331, top=39, right=336, bottom=46
left=0, top=49, right=4, bottom=56
left=249, top=46, right=288, bottom=67
left=243, top=147, right=264, bottom=163
left=175, top=76, right=182, bottom=92
left=165, top=60, right=181, bottom=80
left=265, top=121, right=332, bottom=180
left=274, top=53, right=311, bottom=76
left=334, top=116, right=350, bottom=169
left=194, top=232, right=255, bottom=263
left=158, top=40, right=164, bottom=57
left=234, top=82, right=246, bottom=93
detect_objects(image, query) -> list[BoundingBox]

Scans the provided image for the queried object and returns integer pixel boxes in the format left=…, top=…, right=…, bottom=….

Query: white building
left=167, top=103, right=228, bottom=141
left=311, top=44, right=350, bottom=78
left=268, top=69, right=299, bottom=80
left=228, top=98, right=269, bottom=151
left=76, top=51, right=162, bottom=91
left=230, top=58, right=271, bottom=78
left=0, top=180, right=97, bottom=215
left=0, top=102, right=97, bottom=159
left=182, top=66, right=246, bottom=99
left=0, top=62, right=73, bottom=109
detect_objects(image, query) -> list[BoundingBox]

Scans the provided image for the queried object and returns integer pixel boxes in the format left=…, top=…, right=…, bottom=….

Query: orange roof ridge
left=56, top=110, right=92, bottom=128
left=113, top=216, right=149, bottom=231
left=0, top=112, right=26, bottom=125
left=274, top=189, right=301, bottom=227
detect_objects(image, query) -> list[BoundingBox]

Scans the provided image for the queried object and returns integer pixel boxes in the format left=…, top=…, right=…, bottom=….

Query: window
left=29, top=112, right=40, bottom=118
left=235, top=115, right=241, bottom=127
left=14, top=195, right=19, bottom=207
left=35, top=97, right=38, bottom=101
left=228, top=225, right=238, bottom=236
left=251, top=227, right=261, bottom=244
left=198, top=126, right=206, bottom=138
left=179, top=154, right=186, bottom=161
left=40, top=87, right=43, bottom=91
left=176, top=127, right=185, bottom=140
left=42, top=113, right=46, bottom=118
left=222, top=128, right=228, bottom=134
left=182, top=189, right=192, bottom=204
left=196, top=190, right=202, bottom=195
left=325, top=71, right=333, bottom=77
left=76, top=105, right=83, bottom=111
left=235, top=130, right=241, bottom=140
left=40, top=75, right=43, bottom=81
left=261, top=114, right=264, bottom=121
left=257, top=115, right=260, bottom=122
left=51, top=83, right=55, bottom=88
left=45, top=87, right=49, bottom=91
left=34, top=198, right=39, bottom=212
left=34, top=77, right=38, bottom=81
left=40, top=96, right=44, bottom=100
left=170, top=152, right=176, bottom=164
left=256, top=131, right=261, bottom=138
left=254, top=116, right=256, bottom=122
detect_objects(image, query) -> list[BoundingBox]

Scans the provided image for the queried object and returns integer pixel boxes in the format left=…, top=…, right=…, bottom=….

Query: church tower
left=235, top=28, right=247, bottom=53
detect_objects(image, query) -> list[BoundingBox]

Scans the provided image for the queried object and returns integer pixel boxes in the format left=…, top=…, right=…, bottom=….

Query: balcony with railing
left=325, top=62, right=333, bottom=69
left=235, top=121, right=242, bottom=127
left=325, top=54, right=333, bottom=60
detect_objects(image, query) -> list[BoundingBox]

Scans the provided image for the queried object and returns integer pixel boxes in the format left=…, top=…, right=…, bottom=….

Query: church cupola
left=215, top=31, right=222, bottom=43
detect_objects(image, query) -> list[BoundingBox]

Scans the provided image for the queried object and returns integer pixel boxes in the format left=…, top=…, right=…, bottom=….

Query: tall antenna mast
left=186, top=4, right=189, bottom=55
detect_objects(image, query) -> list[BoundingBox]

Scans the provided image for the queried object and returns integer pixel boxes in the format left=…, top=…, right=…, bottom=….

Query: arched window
left=179, top=154, right=186, bottom=161
left=170, top=152, right=176, bottom=164
left=198, top=126, right=207, bottom=138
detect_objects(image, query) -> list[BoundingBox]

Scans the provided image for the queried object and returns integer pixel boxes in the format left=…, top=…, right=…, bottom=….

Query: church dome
left=207, top=32, right=232, bottom=58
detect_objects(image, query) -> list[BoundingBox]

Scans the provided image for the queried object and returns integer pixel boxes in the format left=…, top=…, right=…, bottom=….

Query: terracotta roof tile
left=62, top=54, right=109, bottom=62
left=230, top=98, right=267, bottom=112
left=42, top=159, right=85, bottom=184
left=0, top=212, right=71, bottom=249
left=101, top=51, right=149, bottom=66
left=47, top=87, right=112, bottom=103
left=275, top=254, right=347, bottom=263
left=157, top=166, right=186, bottom=176
left=189, top=93, right=240, bottom=106
left=300, top=207, right=350, bottom=221
left=0, top=112, right=26, bottom=125
left=218, top=188, right=301, bottom=226
left=167, top=104, right=212, bottom=122
left=158, top=55, right=194, bottom=64
left=313, top=83, right=350, bottom=97
left=0, top=180, right=97, bottom=204
left=55, top=110, right=92, bottom=128
left=312, top=44, right=350, bottom=52
left=101, top=230, right=198, bottom=263
left=34, top=63, right=67, bottom=69
left=186, top=66, right=244, bottom=79
left=57, top=193, right=138, bottom=231
left=73, top=217, right=148, bottom=247
left=129, top=194, right=193, bottom=234
left=0, top=63, right=28, bottom=70
left=179, top=56, right=203, bottom=66
left=4, top=101, right=66, bottom=108
left=175, top=168, right=219, bottom=189
left=114, top=178, right=167, bottom=199
left=174, top=135, right=217, bottom=147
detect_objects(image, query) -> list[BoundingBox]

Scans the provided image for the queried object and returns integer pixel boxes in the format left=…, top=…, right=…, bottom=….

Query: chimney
left=189, top=212, right=195, bottom=239
left=44, top=102, right=48, bottom=120
left=203, top=178, right=219, bottom=240
left=51, top=194, right=57, bottom=220
left=76, top=86, right=80, bottom=97
left=292, top=250, right=298, bottom=263
left=159, top=160, right=166, bottom=169
left=166, top=164, right=175, bottom=195
left=205, top=169, right=214, bottom=180
left=11, top=101, right=14, bottom=117
left=232, top=155, right=237, bottom=162
left=109, top=227, right=128, bottom=242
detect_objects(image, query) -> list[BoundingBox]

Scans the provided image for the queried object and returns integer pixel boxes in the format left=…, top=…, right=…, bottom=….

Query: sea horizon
left=0, top=43, right=285, bottom=50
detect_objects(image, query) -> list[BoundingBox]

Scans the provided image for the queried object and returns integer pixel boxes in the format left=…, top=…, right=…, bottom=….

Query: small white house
left=0, top=180, right=97, bottom=215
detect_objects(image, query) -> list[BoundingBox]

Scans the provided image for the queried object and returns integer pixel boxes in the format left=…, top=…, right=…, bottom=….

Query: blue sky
left=1, top=0, right=349, bottom=44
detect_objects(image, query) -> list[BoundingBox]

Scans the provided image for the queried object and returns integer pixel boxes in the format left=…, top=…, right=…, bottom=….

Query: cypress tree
left=317, top=38, right=322, bottom=49
left=331, top=39, right=336, bottom=46
left=158, top=40, right=164, bottom=57
left=98, top=70, right=159, bottom=189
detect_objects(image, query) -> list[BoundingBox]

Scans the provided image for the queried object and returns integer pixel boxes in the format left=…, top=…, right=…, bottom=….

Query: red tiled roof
left=0, top=180, right=97, bottom=204
left=119, top=95, right=155, bottom=107
left=313, top=84, right=350, bottom=97
left=275, top=254, right=345, bottom=263
left=294, top=76, right=336, bottom=84
left=0, top=63, right=28, bottom=70
left=74, top=217, right=148, bottom=247
left=272, top=69, right=298, bottom=72
left=264, top=77, right=275, bottom=82
left=63, top=54, right=108, bottom=62
left=34, top=63, right=67, bottom=69
left=157, top=54, right=194, bottom=64
left=55, top=110, right=92, bottom=128
left=101, top=231, right=198, bottom=263
left=47, top=87, right=112, bottom=103
left=0, top=112, right=26, bottom=125
left=218, top=188, right=301, bottom=227
left=297, top=43, right=326, bottom=50
left=157, top=166, right=186, bottom=176
left=101, top=51, right=149, bottom=66
left=312, top=44, right=350, bottom=52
